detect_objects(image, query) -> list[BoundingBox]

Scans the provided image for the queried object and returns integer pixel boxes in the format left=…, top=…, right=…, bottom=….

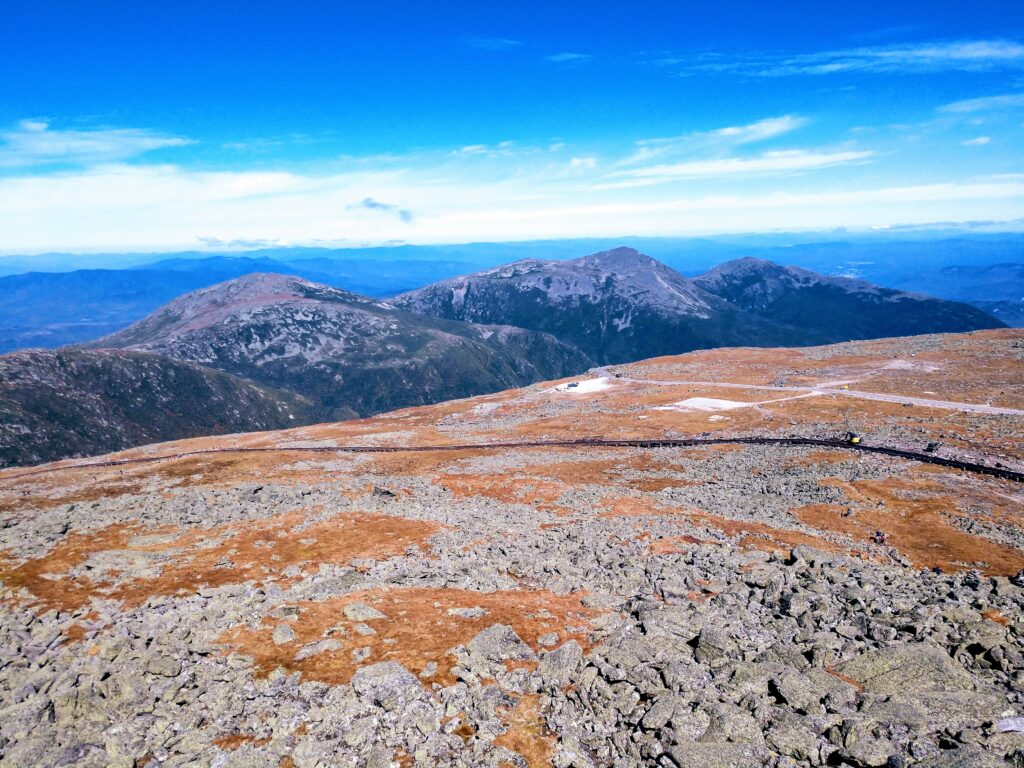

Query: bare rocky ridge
left=84, top=272, right=590, bottom=419
left=1, top=329, right=1022, bottom=766
left=693, top=257, right=1003, bottom=341
left=394, top=247, right=1004, bottom=364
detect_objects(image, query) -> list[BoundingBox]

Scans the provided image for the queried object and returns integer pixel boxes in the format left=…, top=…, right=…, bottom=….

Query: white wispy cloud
left=624, top=115, right=807, bottom=165
left=710, top=115, right=808, bottom=142
left=0, top=120, right=193, bottom=167
left=1, top=115, right=1019, bottom=252
left=665, top=39, right=1024, bottom=77
left=546, top=52, right=593, bottom=63
left=2, top=162, right=1021, bottom=252
left=465, top=36, right=522, bottom=51
left=197, top=236, right=290, bottom=248
left=604, top=149, right=874, bottom=188
left=940, top=93, right=1024, bottom=113
left=962, top=136, right=992, bottom=146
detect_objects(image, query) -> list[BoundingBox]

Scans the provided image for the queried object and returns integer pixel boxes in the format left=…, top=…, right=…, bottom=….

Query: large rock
left=351, top=662, right=422, bottom=707
left=343, top=602, right=388, bottom=621
left=860, top=690, right=1006, bottom=733
left=666, top=742, right=767, bottom=768
left=538, top=641, right=582, bottom=686
left=836, top=644, right=972, bottom=695
left=693, top=627, right=737, bottom=664
left=467, top=624, right=535, bottom=662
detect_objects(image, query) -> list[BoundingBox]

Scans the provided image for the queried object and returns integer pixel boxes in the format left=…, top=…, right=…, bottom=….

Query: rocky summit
left=1, top=328, right=1024, bottom=767
left=394, top=248, right=1003, bottom=365
left=84, top=272, right=589, bottom=417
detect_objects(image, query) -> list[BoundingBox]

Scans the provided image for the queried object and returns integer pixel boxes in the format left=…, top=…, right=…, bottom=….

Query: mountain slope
left=0, top=260, right=334, bottom=353
left=89, top=273, right=591, bottom=416
left=693, top=257, right=1005, bottom=339
left=970, top=299, right=1024, bottom=327
left=0, top=348, right=317, bottom=467
left=393, top=247, right=800, bottom=364
left=0, top=256, right=480, bottom=354
left=395, top=247, right=1004, bottom=362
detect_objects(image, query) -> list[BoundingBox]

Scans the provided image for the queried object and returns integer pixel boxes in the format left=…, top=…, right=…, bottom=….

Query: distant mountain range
left=395, top=248, right=1002, bottom=364
left=397, top=248, right=800, bottom=364
left=692, top=257, right=1001, bottom=342
left=893, top=262, right=1024, bottom=328
left=0, top=247, right=1008, bottom=467
left=85, top=273, right=590, bottom=418
left=0, top=256, right=477, bottom=352
left=2, top=236, right=1022, bottom=353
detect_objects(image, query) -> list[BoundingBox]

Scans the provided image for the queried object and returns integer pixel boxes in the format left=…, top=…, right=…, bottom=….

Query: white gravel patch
left=553, top=378, right=613, bottom=394
left=655, top=397, right=750, bottom=412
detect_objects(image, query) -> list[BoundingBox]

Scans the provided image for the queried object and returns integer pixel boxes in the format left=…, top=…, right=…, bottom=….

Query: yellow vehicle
left=845, top=432, right=861, bottom=444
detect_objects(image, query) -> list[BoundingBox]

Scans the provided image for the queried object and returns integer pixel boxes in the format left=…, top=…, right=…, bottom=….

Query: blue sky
left=1, top=0, right=1023, bottom=252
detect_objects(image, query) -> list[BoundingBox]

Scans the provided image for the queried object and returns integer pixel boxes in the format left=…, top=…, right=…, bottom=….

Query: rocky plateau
left=1, top=329, right=1023, bottom=767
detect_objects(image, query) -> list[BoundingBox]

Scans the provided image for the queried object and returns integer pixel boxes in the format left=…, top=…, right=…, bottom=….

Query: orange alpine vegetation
left=494, top=694, right=556, bottom=768
left=440, top=473, right=574, bottom=515
left=219, top=587, right=602, bottom=686
left=795, top=475, right=1024, bottom=575
left=0, top=510, right=443, bottom=613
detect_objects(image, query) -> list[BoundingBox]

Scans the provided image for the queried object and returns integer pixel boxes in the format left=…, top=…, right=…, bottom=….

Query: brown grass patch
left=795, top=478, right=1024, bottom=575
left=493, top=694, right=555, bottom=768
left=212, top=734, right=271, bottom=751
left=982, top=608, right=1010, bottom=627
left=648, top=535, right=705, bottom=554
left=598, top=496, right=683, bottom=519
left=440, top=474, right=572, bottom=515
left=361, top=449, right=482, bottom=477
left=517, top=453, right=693, bottom=495
left=219, top=587, right=601, bottom=686
left=0, top=511, right=442, bottom=613
left=784, top=449, right=852, bottom=469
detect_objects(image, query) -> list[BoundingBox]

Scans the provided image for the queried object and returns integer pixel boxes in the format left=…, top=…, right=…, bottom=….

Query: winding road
left=3, top=364, right=1022, bottom=486
left=593, top=368, right=1024, bottom=416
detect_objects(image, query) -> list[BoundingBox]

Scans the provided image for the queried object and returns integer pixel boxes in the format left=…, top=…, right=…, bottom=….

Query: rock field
left=1, top=329, right=1023, bottom=767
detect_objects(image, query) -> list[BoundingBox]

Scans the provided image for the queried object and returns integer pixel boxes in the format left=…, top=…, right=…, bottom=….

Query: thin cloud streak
left=465, top=36, right=523, bottom=51
left=623, top=115, right=807, bottom=165
left=0, top=120, right=193, bottom=168
left=940, top=93, right=1024, bottom=112
left=546, top=52, right=593, bottom=63
left=661, top=39, right=1024, bottom=77
left=606, top=149, right=874, bottom=188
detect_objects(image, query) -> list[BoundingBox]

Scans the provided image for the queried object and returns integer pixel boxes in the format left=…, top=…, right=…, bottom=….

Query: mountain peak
left=576, top=246, right=655, bottom=271
left=699, top=257, right=783, bottom=279
left=160, top=272, right=390, bottom=314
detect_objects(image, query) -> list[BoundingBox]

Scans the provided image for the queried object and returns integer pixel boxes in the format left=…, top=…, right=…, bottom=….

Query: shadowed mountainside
left=395, top=247, right=1004, bottom=363
left=87, top=273, right=591, bottom=418
left=0, top=347, right=319, bottom=468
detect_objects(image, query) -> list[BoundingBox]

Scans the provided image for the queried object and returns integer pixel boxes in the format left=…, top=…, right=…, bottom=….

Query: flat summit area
left=1, top=329, right=1023, bottom=767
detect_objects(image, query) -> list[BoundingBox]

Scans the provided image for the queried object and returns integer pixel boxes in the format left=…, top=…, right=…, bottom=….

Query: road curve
left=2, top=436, right=1022, bottom=484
